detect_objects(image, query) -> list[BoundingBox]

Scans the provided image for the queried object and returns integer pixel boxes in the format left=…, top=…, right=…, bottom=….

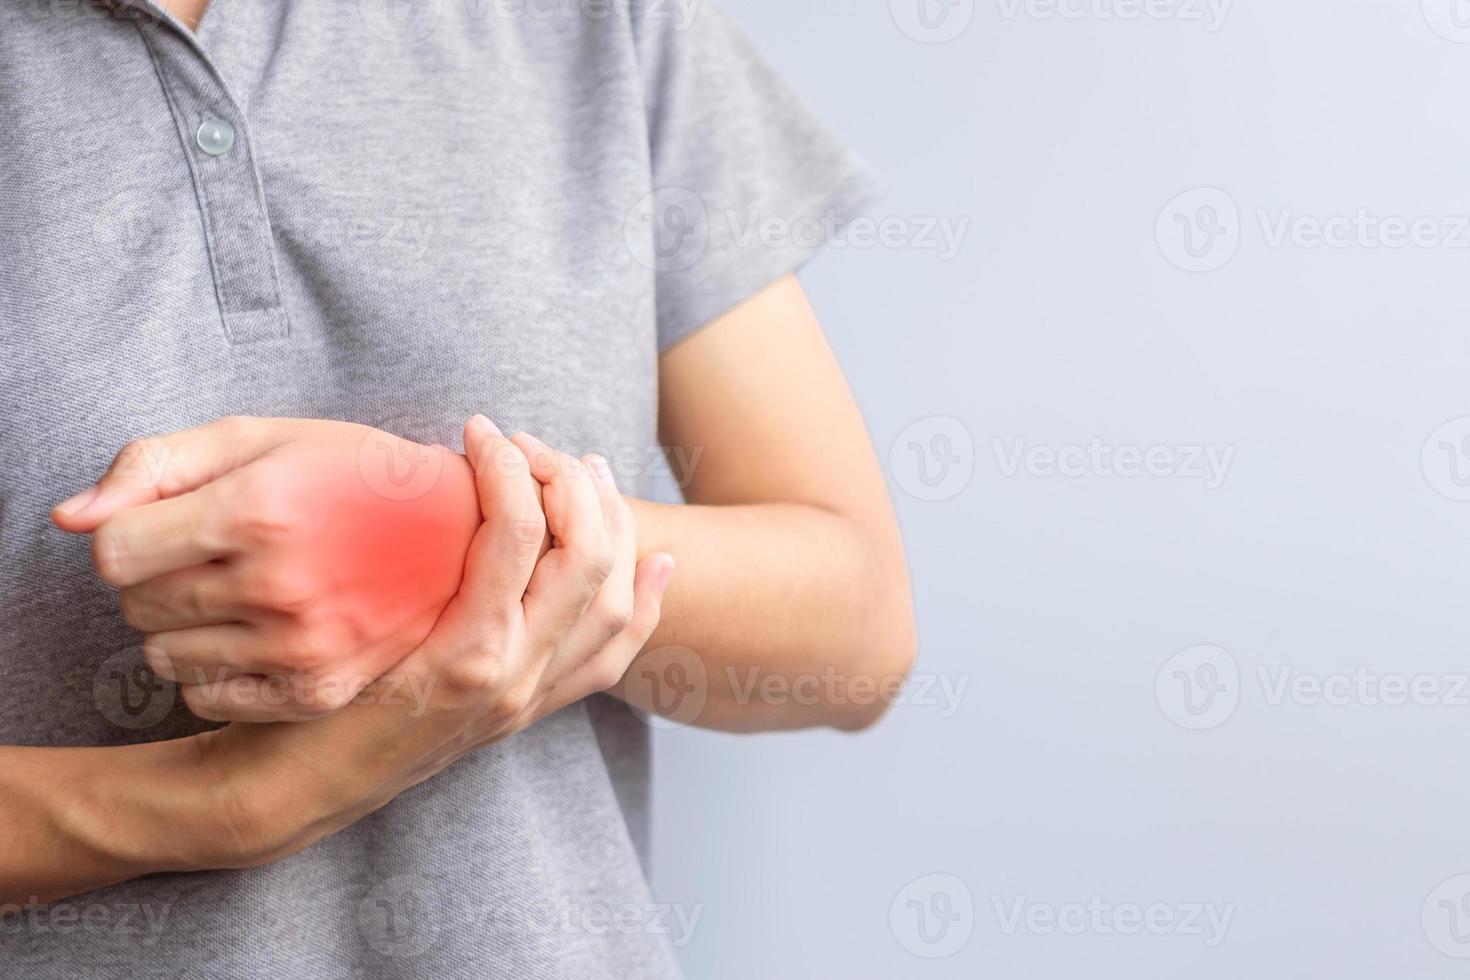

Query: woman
left=0, top=0, right=915, bottom=976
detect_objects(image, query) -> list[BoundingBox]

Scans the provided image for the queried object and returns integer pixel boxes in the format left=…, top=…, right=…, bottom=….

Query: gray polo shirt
left=0, top=0, right=873, bottom=976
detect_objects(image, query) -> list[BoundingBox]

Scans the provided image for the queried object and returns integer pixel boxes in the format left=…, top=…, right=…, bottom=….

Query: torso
left=0, top=3, right=673, bottom=976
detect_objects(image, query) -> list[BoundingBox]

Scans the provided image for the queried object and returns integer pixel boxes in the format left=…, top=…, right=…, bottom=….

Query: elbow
left=832, top=557, right=918, bottom=733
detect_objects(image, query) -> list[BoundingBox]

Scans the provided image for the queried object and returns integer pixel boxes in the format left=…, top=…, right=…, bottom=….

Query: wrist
left=191, top=703, right=440, bottom=868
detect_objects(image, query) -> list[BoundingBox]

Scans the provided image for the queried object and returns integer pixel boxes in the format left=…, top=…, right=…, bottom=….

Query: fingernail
left=56, top=486, right=98, bottom=516
left=468, top=414, right=502, bottom=438
left=656, top=557, right=676, bottom=594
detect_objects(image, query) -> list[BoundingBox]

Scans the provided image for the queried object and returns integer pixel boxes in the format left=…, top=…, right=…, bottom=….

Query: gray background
left=650, top=0, right=1470, bottom=977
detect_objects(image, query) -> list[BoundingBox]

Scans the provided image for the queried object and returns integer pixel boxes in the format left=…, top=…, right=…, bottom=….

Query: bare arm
left=0, top=739, right=236, bottom=906
left=618, top=275, right=917, bottom=732
left=5, top=275, right=910, bottom=904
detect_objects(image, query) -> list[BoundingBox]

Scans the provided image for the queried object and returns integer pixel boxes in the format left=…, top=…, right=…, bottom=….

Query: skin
left=7, top=199, right=913, bottom=924
left=160, top=0, right=208, bottom=29
left=7, top=416, right=674, bottom=903
left=64, top=422, right=483, bottom=721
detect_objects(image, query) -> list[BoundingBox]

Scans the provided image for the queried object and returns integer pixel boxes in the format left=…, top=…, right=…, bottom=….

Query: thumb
left=453, top=415, right=549, bottom=622
left=52, top=416, right=284, bottom=533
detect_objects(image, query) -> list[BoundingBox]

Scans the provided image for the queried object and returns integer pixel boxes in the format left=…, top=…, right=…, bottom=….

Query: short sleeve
left=630, top=4, right=881, bottom=352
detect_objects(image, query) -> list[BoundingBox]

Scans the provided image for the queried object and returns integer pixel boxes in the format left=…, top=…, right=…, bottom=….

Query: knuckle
left=111, top=437, right=155, bottom=473
left=590, top=655, right=633, bottom=693
left=180, top=684, right=228, bottom=722
left=596, top=594, right=635, bottom=636
left=113, top=436, right=174, bottom=494
left=443, top=653, right=507, bottom=698
left=252, top=567, right=317, bottom=612
left=141, top=641, right=178, bottom=681
left=506, top=516, right=547, bottom=562
left=488, top=678, right=536, bottom=724
left=283, top=632, right=336, bottom=675
left=117, top=587, right=146, bottom=627
left=485, top=441, right=529, bottom=480
left=228, top=469, right=299, bottom=545
left=298, top=682, right=353, bottom=717
left=575, top=544, right=616, bottom=590
left=91, top=528, right=129, bottom=586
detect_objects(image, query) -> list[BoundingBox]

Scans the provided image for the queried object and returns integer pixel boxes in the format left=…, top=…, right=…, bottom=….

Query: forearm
left=621, top=498, right=917, bottom=732
left=0, top=738, right=230, bottom=906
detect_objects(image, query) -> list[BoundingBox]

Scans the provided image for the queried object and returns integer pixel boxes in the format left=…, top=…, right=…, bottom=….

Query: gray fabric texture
left=0, top=0, right=876, bottom=976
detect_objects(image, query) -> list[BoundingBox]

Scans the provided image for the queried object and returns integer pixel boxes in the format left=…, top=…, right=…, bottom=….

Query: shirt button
left=195, top=116, right=236, bottom=157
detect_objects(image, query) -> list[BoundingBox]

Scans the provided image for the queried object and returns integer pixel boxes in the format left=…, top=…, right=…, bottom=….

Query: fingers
left=512, top=433, right=614, bottom=633
left=176, top=673, right=369, bottom=723
left=90, top=483, right=234, bottom=587
left=455, top=416, right=547, bottom=628
left=542, top=553, right=676, bottom=715
left=119, top=563, right=249, bottom=632
left=550, top=453, right=639, bottom=658
left=52, top=416, right=284, bottom=533
left=143, top=623, right=283, bottom=682
left=586, top=451, right=637, bottom=638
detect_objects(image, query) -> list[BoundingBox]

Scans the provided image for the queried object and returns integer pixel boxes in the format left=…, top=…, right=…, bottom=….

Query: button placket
left=120, top=4, right=290, bottom=345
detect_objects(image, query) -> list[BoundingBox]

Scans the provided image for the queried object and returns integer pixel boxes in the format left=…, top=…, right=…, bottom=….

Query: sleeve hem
left=654, top=166, right=884, bottom=354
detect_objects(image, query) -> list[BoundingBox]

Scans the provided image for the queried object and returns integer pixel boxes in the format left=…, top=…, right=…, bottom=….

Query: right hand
left=196, top=415, right=674, bottom=865
left=53, top=417, right=482, bottom=721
